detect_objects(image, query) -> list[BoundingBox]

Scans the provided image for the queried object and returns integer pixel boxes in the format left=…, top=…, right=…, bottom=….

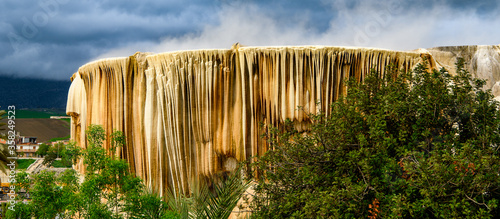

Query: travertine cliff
left=66, top=44, right=500, bottom=195
left=425, top=45, right=500, bottom=98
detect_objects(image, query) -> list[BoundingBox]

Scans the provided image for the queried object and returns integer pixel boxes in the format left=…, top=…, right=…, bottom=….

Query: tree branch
left=465, top=194, right=490, bottom=210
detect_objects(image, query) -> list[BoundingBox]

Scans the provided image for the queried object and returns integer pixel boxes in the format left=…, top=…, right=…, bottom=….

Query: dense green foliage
left=9, top=125, right=170, bottom=218
left=50, top=160, right=73, bottom=168
left=251, top=59, right=500, bottom=218
left=8, top=124, right=248, bottom=219
left=16, top=159, right=36, bottom=169
left=36, top=143, right=51, bottom=156
left=166, top=170, right=250, bottom=219
left=125, top=188, right=177, bottom=219
left=39, top=141, right=80, bottom=167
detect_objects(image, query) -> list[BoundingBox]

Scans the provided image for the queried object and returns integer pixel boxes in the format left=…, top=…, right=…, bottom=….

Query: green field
left=14, top=109, right=67, bottom=118
left=51, top=160, right=72, bottom=168
left=17, top=159, right=36, bottom=169
left=49, top=135, right=71, bottom=142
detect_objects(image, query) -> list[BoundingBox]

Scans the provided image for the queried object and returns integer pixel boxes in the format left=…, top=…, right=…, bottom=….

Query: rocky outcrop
left=66, top=44, right=500, bottom=195
left=425, top=45, right=500, bottom=98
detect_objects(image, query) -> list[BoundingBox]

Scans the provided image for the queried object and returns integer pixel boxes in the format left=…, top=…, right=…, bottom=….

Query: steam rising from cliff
left=1, top=0, right=498, bottom=80
left=96, top=1, right=500, bottom=60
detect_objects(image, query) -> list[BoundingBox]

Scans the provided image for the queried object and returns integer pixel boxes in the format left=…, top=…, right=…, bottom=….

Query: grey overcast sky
left=0, top=0, right=499, bottom=80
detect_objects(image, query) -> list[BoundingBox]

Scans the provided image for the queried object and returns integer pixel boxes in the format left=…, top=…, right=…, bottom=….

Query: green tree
left=41, top=143, right=61, bottom=166
left=36, top=143, right=51, bottom=157
left=41, top=142, right=80, bottom=167
left=5, top=202, right=32, bottom=219
left=251, top=59, right=500, bottom=218
left=78, top=125, right=127, bottom=218
left=31, top=169, right=79, bottom=218
left=78, top=125, right=167, bottom=219
left=166, top=169, right=250, bottom=219
left=60, top=142, right=81, bottom=167
left=7, top=171, right=33, bottom=219
left=125, top=186, right=175, bottom=219
left=9, top=124, right=249, bottom=218
left=7, top=169, right=79, bottom=219
left=12, top=124, right=169, bottom=218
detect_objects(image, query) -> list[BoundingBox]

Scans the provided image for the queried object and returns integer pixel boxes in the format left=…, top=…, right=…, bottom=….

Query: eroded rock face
left=426, top=45, right=500, bottom=90
left=66, top=44, right=500, bottom=195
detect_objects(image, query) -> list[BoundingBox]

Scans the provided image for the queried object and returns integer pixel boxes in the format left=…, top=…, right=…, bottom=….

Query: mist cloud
left=1, top=0, right=498, bottom=80
left=98, top=0, right=500, bottom=60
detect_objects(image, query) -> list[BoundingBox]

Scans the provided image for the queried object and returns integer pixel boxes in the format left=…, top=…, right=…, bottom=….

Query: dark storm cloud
left=0, top=0, right=220, bottom=80
left=0, top=0, right=498, bottom=80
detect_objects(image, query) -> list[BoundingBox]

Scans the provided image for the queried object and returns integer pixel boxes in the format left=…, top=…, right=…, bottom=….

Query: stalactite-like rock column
left=67, top=45, right=435, bottom=196
left=237, top=46, right=423, bottom=161
left=145, top=49, right=243, bottom=194
left=66, top=53, right=149, bottom=177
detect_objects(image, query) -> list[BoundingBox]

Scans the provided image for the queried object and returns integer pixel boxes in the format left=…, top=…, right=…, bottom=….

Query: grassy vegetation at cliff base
left=50, top=160, right=72, bottom=168
left=16, top=159, right=36, bottom=169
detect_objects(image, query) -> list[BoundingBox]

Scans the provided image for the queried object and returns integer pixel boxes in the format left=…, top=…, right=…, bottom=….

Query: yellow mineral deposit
left=66, top=44, right=500, bottom=195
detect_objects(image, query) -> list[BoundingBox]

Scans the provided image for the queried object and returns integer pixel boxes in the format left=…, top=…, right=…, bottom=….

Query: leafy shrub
left=251, top=59, right=500, bottom=218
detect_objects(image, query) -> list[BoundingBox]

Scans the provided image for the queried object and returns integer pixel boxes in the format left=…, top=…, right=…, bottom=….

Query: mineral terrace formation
left=66, top=44, right=500, bottom=195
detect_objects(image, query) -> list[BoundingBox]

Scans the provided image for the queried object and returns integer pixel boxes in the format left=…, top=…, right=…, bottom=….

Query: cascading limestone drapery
left=67, top=45, right=426, bottom=195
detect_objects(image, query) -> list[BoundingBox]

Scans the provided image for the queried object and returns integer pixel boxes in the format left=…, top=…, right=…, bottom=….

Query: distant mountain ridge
left=0, top=76, right=70, bottom=110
